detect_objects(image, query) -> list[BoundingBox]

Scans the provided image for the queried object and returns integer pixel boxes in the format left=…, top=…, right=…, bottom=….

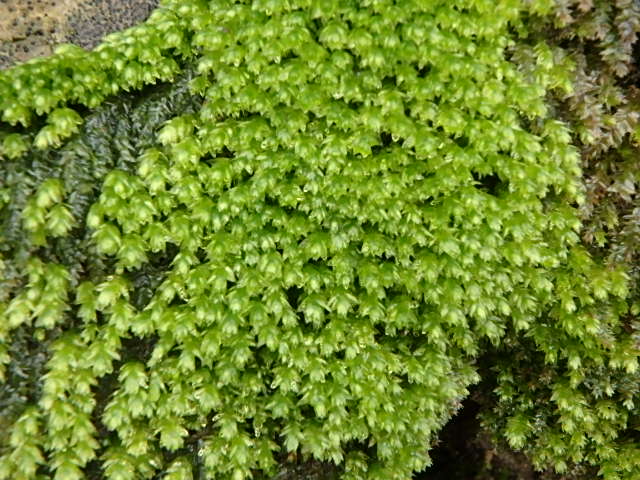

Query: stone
left=0, top=0, right=158, bottom=69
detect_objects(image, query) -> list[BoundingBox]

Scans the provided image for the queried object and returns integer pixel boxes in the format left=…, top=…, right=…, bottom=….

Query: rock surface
left=0, top=0, right=159, bottom=69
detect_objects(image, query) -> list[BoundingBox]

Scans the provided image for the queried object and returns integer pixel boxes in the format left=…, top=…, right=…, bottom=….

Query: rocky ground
left=0, top=0, right=159, bottom=69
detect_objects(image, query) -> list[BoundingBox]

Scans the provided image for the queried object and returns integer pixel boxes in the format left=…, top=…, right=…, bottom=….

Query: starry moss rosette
left=0, top=0, right=636, bottom=479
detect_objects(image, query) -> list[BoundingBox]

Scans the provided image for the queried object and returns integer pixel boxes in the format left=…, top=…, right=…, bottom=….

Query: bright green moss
left=0, top=1, right=637, bottom=479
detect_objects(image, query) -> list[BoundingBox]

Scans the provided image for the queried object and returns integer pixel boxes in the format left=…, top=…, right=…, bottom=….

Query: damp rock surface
left=0, top=0, right=159, bottom=69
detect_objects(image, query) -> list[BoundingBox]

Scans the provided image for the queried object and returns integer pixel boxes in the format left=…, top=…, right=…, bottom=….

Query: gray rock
left=0, top=0, right=159, bottom=69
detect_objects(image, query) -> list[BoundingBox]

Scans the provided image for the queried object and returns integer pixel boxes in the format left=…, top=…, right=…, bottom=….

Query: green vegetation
left=478, top=2, right=640, bottom=478
left=0, top=1, right=638, bottom=479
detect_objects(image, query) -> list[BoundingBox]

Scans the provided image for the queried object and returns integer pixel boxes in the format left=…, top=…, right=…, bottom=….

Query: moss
left=0, top=1, right=638, bottom=479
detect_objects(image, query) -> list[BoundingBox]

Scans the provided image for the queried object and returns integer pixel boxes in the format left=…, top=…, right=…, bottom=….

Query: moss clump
left=0, top=1, right=637, bottom=479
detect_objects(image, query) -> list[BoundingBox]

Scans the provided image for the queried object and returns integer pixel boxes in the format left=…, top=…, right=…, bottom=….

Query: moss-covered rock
left=0, top=1, right=637, bottom=479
